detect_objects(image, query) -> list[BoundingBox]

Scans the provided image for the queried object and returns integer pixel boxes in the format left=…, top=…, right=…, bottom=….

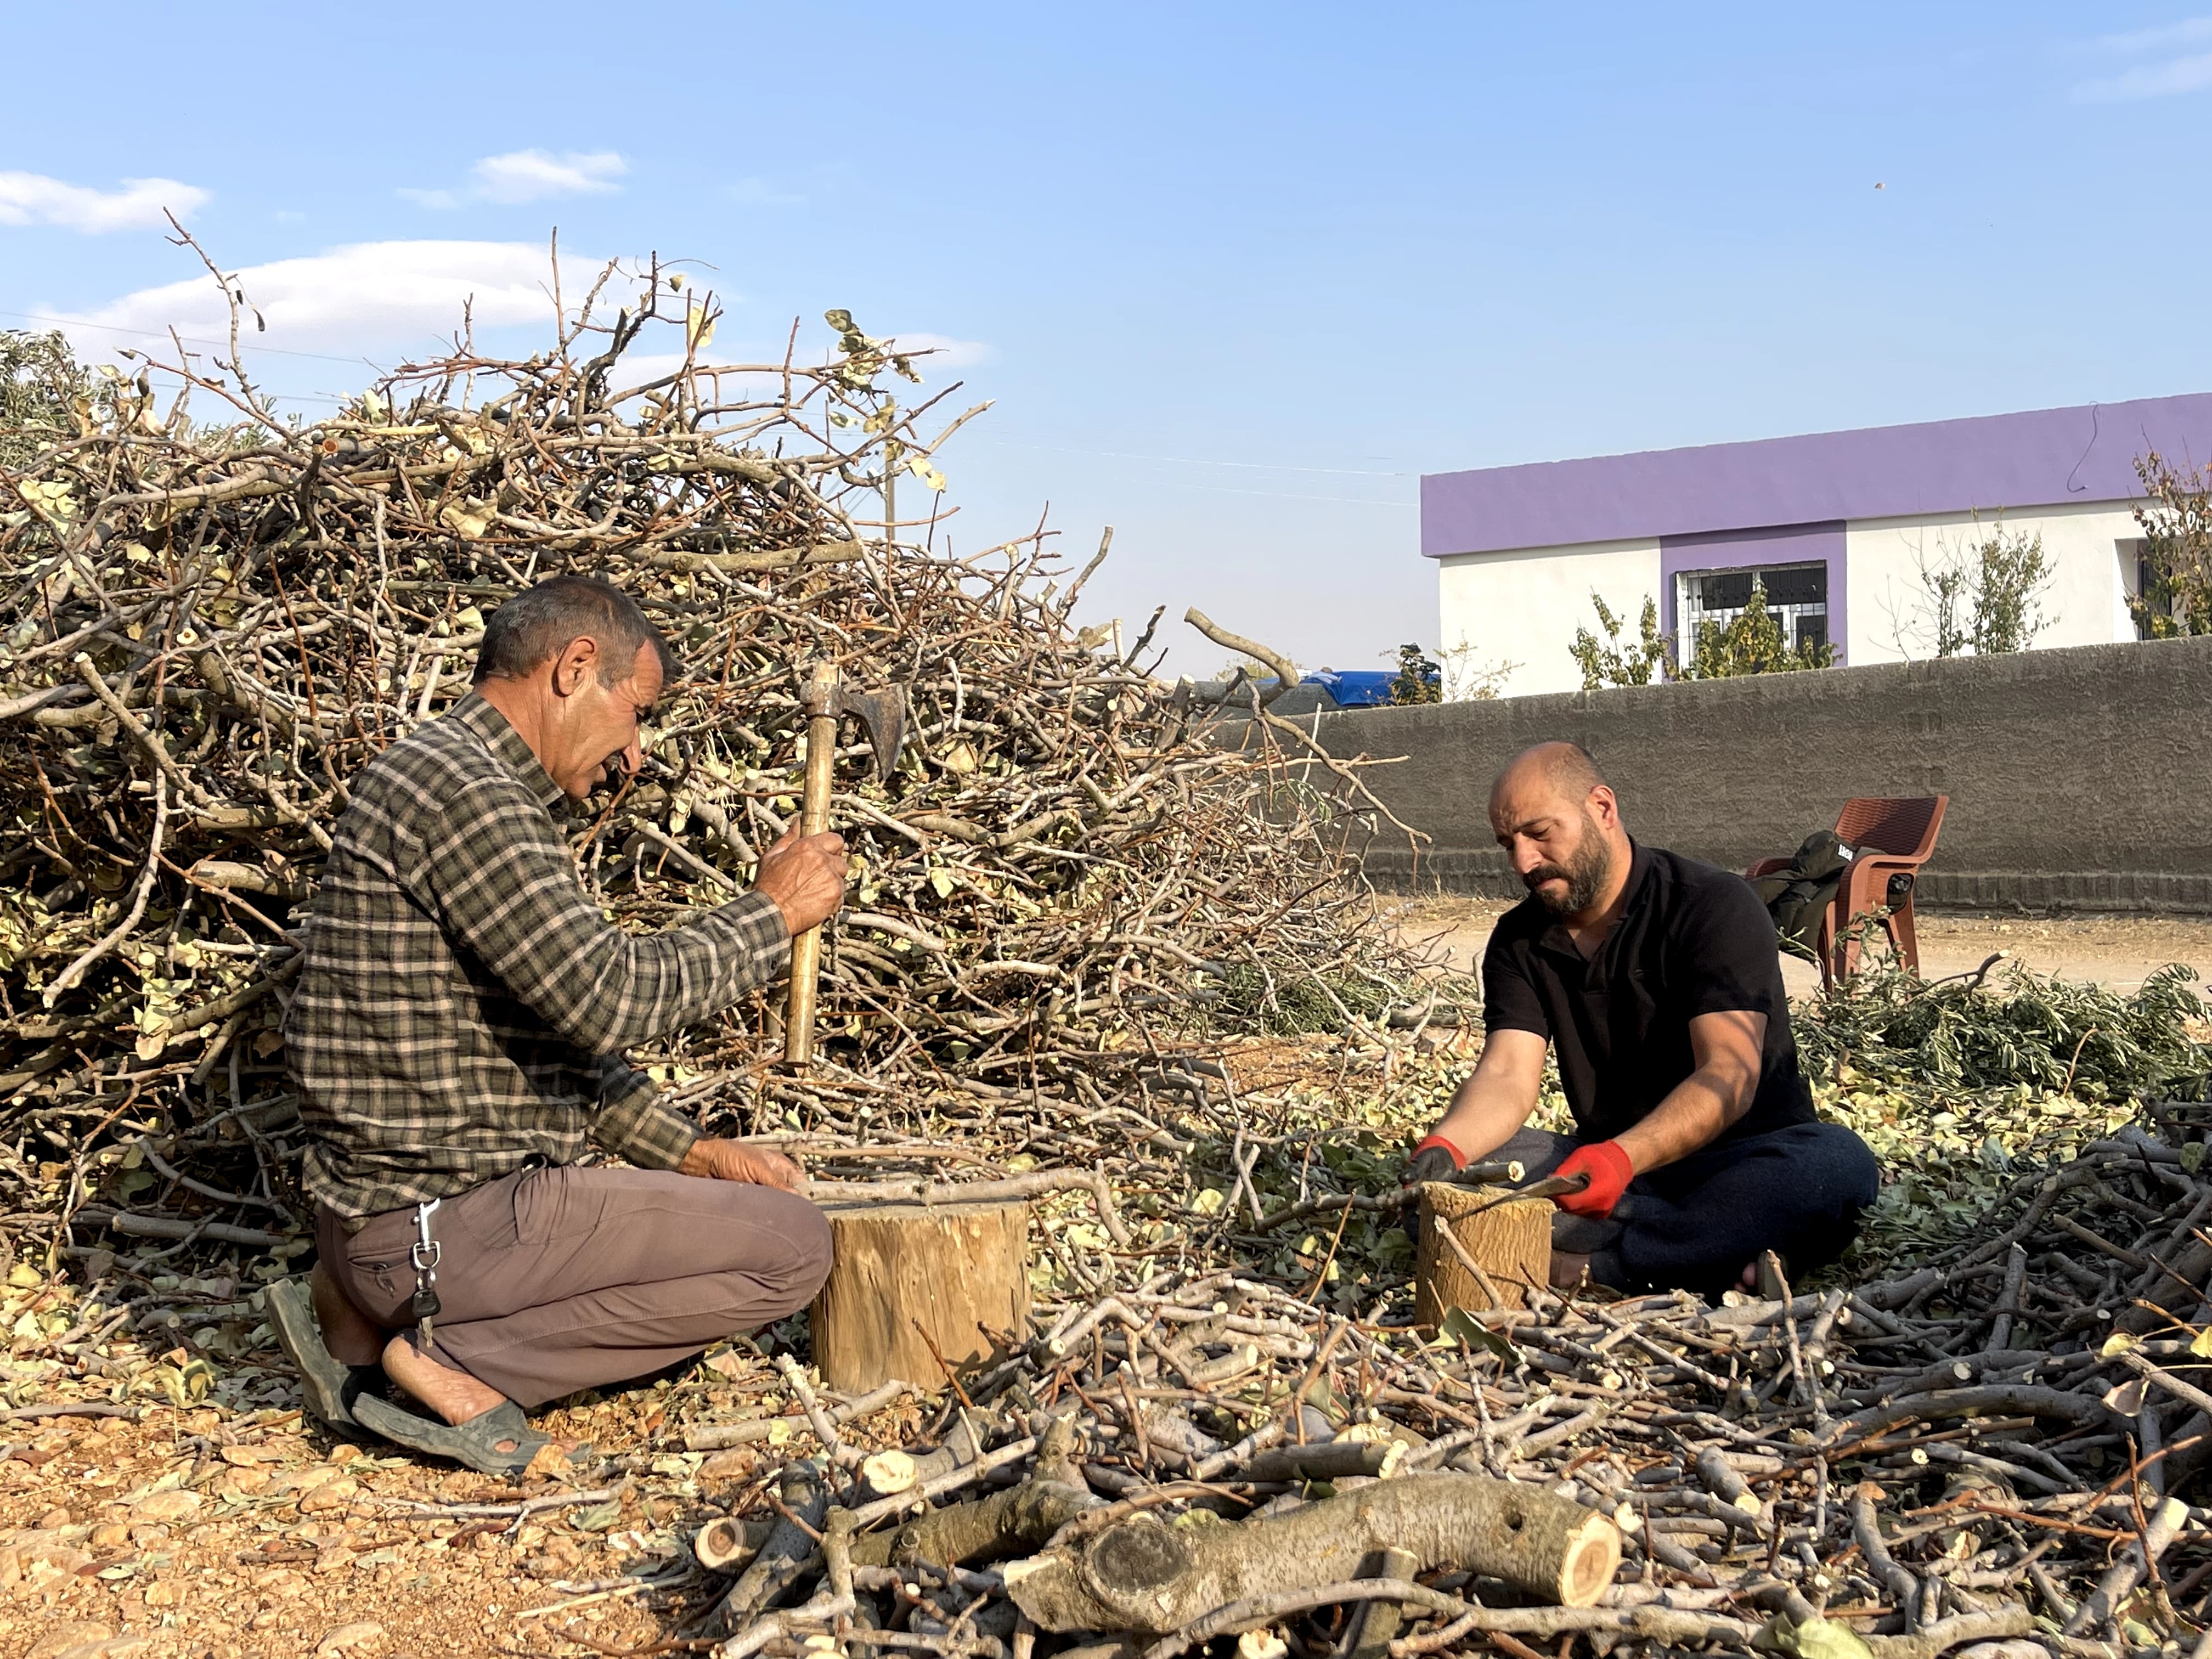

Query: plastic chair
left=1746, top=796, right=1948, bottom=986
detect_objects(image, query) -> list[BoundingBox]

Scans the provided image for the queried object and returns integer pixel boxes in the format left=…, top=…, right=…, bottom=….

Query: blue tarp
left=1301, top=669, right=1397, bottom=707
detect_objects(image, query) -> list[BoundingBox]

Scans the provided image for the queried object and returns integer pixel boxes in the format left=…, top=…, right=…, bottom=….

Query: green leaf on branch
left=1765, top=1613, right=1874, bottom=1659
left=1438, top=1305, right=1519, bottom=1364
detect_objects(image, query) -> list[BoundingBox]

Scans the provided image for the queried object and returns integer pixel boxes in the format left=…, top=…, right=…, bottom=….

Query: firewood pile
left=0, top=251, right=1437, bottom=1261
left=669, top=1103, right=2212, bottom=1659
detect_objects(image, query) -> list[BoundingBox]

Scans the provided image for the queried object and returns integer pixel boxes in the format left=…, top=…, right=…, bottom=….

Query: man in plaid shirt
left=274, top=575, right=845, bottom=1471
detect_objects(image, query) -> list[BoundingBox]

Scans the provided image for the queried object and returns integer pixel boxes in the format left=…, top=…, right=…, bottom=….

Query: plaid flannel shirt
left=287, top=692, right=788, bottom=1218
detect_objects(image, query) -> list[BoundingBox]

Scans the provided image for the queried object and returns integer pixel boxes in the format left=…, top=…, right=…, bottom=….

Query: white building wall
left=1843, top=501, right=2141, bottom=667
left=1437, top=538, right=1663, bottom=699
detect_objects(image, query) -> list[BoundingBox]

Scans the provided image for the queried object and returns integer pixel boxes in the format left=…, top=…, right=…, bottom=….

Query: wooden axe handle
left=783, top=664, right=842, bottom=1068
left=1514, top=1171, right=1594, bottom=1203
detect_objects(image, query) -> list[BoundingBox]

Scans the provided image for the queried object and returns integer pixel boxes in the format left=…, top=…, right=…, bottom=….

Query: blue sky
left=7, top=3, right=2212, bottom=679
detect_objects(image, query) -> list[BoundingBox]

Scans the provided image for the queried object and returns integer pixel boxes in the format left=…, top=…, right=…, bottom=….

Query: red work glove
left=1553, top=1141, right=1634, bottom=1218
left=1405, top=1135, right=1465, bottom=1186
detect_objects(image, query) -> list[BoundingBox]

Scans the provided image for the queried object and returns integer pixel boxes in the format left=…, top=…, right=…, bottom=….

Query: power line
left=0, top=307, right=385, bottom=368
left=1168, top=480, right=1415, bottom=508
left=982, top=437, right=1407, bottom=478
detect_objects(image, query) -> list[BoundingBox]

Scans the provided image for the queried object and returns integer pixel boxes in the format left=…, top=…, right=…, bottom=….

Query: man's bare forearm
left=1425, top=1030, right=1549, bottom=1163
left=1430, top=1077, right=1533, bottom=1164
left=1613, top=1064, right=1753, bottom=1175
left=1612, top=1010, right=1766, bottom=1176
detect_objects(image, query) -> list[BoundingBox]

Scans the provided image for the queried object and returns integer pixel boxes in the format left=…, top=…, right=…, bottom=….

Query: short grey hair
left=471, top=575, right=679, bottom=691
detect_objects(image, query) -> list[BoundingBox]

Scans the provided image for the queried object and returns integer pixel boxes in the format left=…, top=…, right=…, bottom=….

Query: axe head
left=832, top=684, right=907, bottom=784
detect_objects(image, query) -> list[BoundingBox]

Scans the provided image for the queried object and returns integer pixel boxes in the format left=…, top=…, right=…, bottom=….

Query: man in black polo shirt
left=1407, top=741, right=1879, bottom=1297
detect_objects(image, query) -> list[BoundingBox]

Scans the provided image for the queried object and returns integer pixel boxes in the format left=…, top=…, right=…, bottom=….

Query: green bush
left=1388, top=644, right=1442, bottom=704
left=2133, top=451, right=2212, bottom=637
left=1214, top=960, right=1397, bottom=1035
left=0, top=330, right=89, bottom=472
left=1568, top=592, right=1671, bottom=690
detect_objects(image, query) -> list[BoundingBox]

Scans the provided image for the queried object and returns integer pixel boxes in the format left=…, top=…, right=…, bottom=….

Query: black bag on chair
left=1750, top=830, right=1852, bottom=951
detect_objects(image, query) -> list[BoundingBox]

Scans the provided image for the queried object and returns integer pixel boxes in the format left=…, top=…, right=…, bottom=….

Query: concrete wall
left=1316, top=633, right=2212, bottom=912
left=1436, top=538, right=1661, bottom=700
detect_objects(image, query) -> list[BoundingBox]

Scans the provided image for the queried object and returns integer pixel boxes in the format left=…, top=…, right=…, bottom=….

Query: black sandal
left=352, top=1395, right=588, bottom=1478
left=266, top=1277, right=381, bottom=1432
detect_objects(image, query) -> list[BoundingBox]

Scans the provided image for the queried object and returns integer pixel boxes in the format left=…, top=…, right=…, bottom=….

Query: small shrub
left=1569, top=592, right=1671, bottom=690
left=2132, top=451, right=2212, bottom=637
left=1436, top=636, right=1517, bottom=701
left=1216, top=960, right=1396, bottom=1034
left=1894, top=517, right=2055, bottom=657
left=1387, top=643, right=1442, bottom=704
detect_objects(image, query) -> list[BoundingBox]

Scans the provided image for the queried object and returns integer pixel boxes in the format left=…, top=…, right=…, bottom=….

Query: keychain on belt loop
left=409, top=1198, right=443, bottom=1352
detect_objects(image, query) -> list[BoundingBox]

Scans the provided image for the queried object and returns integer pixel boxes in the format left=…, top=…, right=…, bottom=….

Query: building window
left=1676, top=561, right=1830, bottom=662
left=2130, top=540, right=2158, bottom=640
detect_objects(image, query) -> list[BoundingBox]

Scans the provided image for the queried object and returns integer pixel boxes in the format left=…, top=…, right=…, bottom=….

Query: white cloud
left=402, top=149, right=627, bottom=209
left=0, top=171, right=209, bottom=233
left=2094, top=16, right=2212, bottom=53
left=52, top=240, right=983, bottom=397
left=2072, top=16, right=2212, bottom=100
left=2074, top=50, right=2212, bottom=100
left=611, top=351, right=703, bottom=385
left=53, top=240, right=589, bottom=354
left=610, top=350, right=783, bottom=389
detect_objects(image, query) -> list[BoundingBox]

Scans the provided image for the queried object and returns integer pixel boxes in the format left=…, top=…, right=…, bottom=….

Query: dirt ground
left=0, top=1393, right=766, bottom=1659
left=1386, top=896, right=2212, bottom=998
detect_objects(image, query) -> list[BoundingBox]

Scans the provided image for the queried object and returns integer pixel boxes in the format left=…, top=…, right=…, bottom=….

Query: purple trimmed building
left=1421, top=394, right=2212, bottom=698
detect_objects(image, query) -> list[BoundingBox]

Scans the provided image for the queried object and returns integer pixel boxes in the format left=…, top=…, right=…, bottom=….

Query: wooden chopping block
left=1414, top=1182, right=1551, bottom=1322
left=810, top=1199, right=1030, bottom=1393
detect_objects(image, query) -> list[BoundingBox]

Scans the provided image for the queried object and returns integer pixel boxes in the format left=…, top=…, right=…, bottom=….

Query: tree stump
left=811, top=1200, right=1030, bottom=1393
left=1414, top=1183, right=1550, bottom=1323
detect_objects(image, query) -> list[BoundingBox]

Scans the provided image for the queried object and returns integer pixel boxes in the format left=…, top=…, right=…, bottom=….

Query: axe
left=1449, top=1169, right=1592, bottom=1222
left=784, top=661, right=906, bottom=1069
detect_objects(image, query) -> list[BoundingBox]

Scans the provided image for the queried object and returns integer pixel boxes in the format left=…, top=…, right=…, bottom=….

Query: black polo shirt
left=1482, top=841, right=1814, bottom=1144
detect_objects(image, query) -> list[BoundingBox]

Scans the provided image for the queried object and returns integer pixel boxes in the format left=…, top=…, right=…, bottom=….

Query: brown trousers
left=316, top=1165, right=833, bottom=1408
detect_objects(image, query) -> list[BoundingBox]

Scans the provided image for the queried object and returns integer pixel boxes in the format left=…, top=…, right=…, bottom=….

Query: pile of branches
left=1795, top=957, right=2211, bottom=1277
left=648, top=1104, right=2212, bottom=1659
left=1799, top=957, right=2211, bottom=1109
left=0, top=245, right=1435, bottom=1252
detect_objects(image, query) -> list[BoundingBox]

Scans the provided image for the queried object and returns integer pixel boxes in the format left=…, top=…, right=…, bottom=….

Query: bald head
left=1490, top=741, right=1606, bottom=813
left=1489, top=741, right=1630, bottom=919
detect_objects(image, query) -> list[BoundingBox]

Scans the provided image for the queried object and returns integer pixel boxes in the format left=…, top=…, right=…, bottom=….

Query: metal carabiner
left=410, top=1196, right=443, bottom=1273
left=409, top=1197, right=444, bottom=1349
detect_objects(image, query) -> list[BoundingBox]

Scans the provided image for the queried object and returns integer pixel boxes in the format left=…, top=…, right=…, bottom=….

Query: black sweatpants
left=1500, top=1120, right=1881, bottom=1299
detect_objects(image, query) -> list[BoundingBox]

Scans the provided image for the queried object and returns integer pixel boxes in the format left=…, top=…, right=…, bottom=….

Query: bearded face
left=1523, top=805, right=1616, bottom=915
